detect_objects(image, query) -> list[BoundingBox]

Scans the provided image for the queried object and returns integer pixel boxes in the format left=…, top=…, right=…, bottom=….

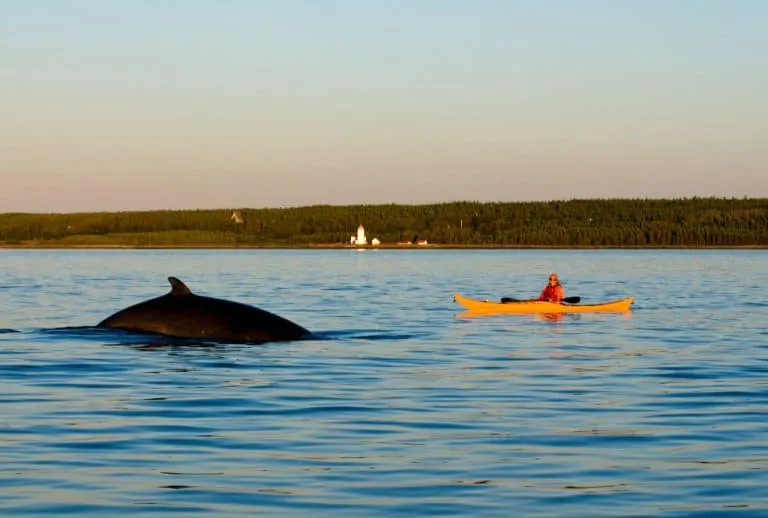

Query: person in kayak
left=538, top=273, right=564, bottom=303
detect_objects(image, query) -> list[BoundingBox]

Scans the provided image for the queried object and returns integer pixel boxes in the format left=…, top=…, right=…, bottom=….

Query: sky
left=1, top=0, right=766, bottom=212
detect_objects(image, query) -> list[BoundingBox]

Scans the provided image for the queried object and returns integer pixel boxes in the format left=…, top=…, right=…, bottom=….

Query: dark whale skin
left=98, top=277, right=310, bottom=343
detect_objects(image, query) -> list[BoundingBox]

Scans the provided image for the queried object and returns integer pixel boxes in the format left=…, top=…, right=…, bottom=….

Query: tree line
left=1, top=198, right=766, bottom=247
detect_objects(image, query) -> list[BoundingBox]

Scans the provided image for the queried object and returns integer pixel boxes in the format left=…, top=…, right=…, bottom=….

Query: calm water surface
left=0, top=249, right=766, bottom=517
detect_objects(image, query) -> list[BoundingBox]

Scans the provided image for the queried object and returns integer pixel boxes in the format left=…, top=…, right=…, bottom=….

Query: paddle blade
left=501, top=296, right=581, bottom=304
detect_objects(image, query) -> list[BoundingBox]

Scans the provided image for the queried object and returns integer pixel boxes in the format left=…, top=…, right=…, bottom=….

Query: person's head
left=548, top=273, right=559, bottom=285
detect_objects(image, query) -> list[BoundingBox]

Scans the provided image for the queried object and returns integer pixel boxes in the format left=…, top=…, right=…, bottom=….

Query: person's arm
left=554, top=285, right=564, bottom=302
left=538, top=287, right=547, bottom=301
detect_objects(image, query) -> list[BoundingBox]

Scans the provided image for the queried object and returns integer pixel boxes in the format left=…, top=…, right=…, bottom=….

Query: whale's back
left=98, top=277, right=310, bottom=343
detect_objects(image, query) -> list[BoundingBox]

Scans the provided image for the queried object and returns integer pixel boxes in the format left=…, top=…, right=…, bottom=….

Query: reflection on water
left=0, top=249, right=766, bottom=516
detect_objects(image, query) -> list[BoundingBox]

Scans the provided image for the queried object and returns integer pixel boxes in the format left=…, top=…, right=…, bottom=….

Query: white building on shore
left=350, top=224, right=382, bottom=246
left=350, top=224, right=368, bottom=246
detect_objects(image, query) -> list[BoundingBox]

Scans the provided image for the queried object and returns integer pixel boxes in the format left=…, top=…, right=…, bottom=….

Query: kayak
left=453, top=293, right=634, bottom=314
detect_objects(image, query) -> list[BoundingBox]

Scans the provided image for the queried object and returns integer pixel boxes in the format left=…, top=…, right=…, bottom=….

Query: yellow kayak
left=453, top=293, right=634, bottom=314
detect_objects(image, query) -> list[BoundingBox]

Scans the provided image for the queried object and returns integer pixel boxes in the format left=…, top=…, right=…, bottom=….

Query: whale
left=97, top=276, right=311, bottom=343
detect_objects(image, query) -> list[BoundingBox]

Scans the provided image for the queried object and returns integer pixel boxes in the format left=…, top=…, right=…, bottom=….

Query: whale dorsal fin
left=168, top=276, right=192, bottom=296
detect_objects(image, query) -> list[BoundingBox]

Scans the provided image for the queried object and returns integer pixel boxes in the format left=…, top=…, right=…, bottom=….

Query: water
left=0, top=249, right=766, bottom=517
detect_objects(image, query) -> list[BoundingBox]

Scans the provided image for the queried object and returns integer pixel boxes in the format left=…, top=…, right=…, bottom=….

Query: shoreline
left=1, top=243, right=767, bottom=250
left=3, top=199, right=765, bottom=250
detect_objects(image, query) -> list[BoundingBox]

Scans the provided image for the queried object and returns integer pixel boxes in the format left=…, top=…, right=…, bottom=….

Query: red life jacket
left=539, top=284, right=564, bottom=302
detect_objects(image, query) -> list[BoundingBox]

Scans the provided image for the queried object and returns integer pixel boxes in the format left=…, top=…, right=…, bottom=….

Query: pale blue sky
left=1, top=0, right=766, bottom=212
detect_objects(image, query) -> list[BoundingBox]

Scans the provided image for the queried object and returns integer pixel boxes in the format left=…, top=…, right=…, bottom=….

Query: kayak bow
left=453, top=293, right=633, bottom=314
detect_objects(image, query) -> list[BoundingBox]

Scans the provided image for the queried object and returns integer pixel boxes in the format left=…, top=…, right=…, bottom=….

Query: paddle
left=500, top=296, right=581, bottom=304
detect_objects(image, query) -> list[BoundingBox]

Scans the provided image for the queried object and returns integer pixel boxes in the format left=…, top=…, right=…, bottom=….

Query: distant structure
left=371, top=237, right=380, bottom=246
left=403, top=234, right=428, bottom=246
left=396, top=237, right=428, bottom=246
left=230, top=211, right=244, bottom=224
left=350, top=224, right=367, bottom=246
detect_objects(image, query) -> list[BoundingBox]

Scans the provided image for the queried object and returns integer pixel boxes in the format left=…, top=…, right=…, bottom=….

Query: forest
left=0, top=198, right=766, bottom=248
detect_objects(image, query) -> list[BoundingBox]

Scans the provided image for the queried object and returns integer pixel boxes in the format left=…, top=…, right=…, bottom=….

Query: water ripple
left=0, top=249, right=766, bottom=517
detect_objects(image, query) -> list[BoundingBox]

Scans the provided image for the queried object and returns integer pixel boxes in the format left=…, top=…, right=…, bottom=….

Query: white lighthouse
left=350, top=224, right=368, bottom=246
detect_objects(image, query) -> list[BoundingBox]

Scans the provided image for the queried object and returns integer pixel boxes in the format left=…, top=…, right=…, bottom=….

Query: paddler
left=538, top=273, right=564, bottom=303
